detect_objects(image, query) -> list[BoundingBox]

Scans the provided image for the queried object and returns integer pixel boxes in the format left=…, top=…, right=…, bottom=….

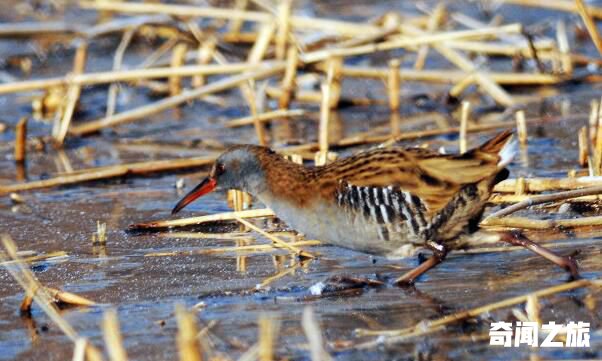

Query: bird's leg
left=499, top=231, right=579, bottom=279
left=394, top=241, right=448, bottom=286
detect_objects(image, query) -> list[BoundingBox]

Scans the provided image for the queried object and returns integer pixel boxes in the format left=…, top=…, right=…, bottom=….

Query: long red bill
left=171, top=177, right=217, bottom=215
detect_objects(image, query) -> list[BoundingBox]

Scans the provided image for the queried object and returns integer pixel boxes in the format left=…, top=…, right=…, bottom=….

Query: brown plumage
left=172, top=130, right=579, bottom=284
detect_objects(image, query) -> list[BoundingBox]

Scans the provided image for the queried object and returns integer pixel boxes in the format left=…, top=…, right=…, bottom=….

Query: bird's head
left=171, top=145, right=268, bottom=215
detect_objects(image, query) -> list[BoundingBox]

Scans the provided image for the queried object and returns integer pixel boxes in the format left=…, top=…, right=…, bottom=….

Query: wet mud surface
left=1, top=1, right=601, bottom=360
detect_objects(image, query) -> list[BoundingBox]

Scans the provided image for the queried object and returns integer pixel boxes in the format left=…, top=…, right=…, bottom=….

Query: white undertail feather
left=498, top=136, right=517, bottom=167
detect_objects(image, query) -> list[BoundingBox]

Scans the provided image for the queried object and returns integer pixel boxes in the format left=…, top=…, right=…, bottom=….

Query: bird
left=171, top=130, right=578, bottom=285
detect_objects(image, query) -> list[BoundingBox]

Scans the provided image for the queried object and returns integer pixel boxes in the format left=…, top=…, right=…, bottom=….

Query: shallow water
left=1, top=1, right=601, bottom=360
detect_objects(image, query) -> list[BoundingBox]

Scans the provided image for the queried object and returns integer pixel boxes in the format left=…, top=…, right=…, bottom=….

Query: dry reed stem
left=302, top=23, right=523, bottom=63
left=355, top=279, right=595, bottom=339
left=589, top=99, right=599, bottom=146
left=14, top=117, right=27, bottom=163
left=485, top=184, right=602, bottom=219
left=130, top=208, right=274, bottom=229
left=69, top=64, right=285, bottom=135
left=514, top=177, right=526, bottom=196
left=102, top=309, right=129, bottom=361
left=258, top=314, right=279, bottom=361
left=235, top=217, right=314, bottom=259
left=473, top=72, right=515, bottom=107
left=144, top=241, right=320, bottom=258
left=72, top=338, right=88, bottom=361
left=325, top=57, right=343, bottom=109
left=504, top=0, right=602, bottom=18
left=106, top=28, right=136, bottom=118
left=449, top=73, right=475, bottom=98
left=0, top=250, right=68, bottom=266
left=302, top=307, right=333, bottom=361
left=275, top=0, right=292, bottom=60
left=227, top=0, right=248, bottom=34
left=55, top=41, right=87, bottom=145
left=482, top=215, right=602, bottom=230
left=0, top=235, right=104, bottom=361
left=256, top=263, right=299, bottom=289
left=459, top=101, right=470, bottom=153
left=445, top=39, right=556, bottom=58
left=241, top=23, right=276, bottom=146
left=493, top=176, right=602, bottom=193
left=80, top=1, right=382, bottom=36
left=414, top=3, right=446, bottom=70
left=400, top=22, right=515, bottom=107
left=525, top=295, right=542, bottom=325
left=46, top=287, right=96, bottom=307
left=169, top=43, right=189, bottom=96
left=575, top=0, right=602, bottom=56
left=0, top=21, right=82, bottom=36
left=0, top=62, right=278, bottom=95
left=556, top=20, right=573, bottom=74
left=579, top=126, right=589, bottom=167
left=175, top=304, right=203, bottom=361
left=594, top=100, right=602, bottom=176
left=339, top=65, right=562, bottom=85
left=226, top=109, right=305, bottom=128
left=0, top=155, right=216, bottom=195
left=516, top=110, right=527, bottom=145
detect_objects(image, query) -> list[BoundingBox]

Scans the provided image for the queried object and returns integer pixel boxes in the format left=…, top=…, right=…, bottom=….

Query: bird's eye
left=215, top=163, right=225, bottom=175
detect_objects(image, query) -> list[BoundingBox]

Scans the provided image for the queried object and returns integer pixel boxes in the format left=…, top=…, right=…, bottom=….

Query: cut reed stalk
left=258, top=314, right=279, bottom=361
left=175, top=304, right=203, bottom=361
left=302, top=307, right=333, bottom=361
left=102, top=309, right=129, bottom=361
left=387, top=59, right=401, bottom=113
left=579, top=126, right=589, bottom=167
left=459, top=101, right=470, bottom=153
left=516, top=110, right=527, bottom=145
left=14, top=117, right=27, bottom=163
left=169, top=43, right=189, bottom=96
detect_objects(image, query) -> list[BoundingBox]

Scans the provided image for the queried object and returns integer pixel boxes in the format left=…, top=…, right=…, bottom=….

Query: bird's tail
left=477, top=129, right=516, bottom=167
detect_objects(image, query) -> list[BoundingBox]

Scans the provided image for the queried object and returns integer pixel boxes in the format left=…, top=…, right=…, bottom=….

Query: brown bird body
left=172, top=130, right=579, bottom=284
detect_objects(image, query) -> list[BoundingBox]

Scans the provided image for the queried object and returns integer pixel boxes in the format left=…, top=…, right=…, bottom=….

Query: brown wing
left=321, top=131, right=514, bottom=218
